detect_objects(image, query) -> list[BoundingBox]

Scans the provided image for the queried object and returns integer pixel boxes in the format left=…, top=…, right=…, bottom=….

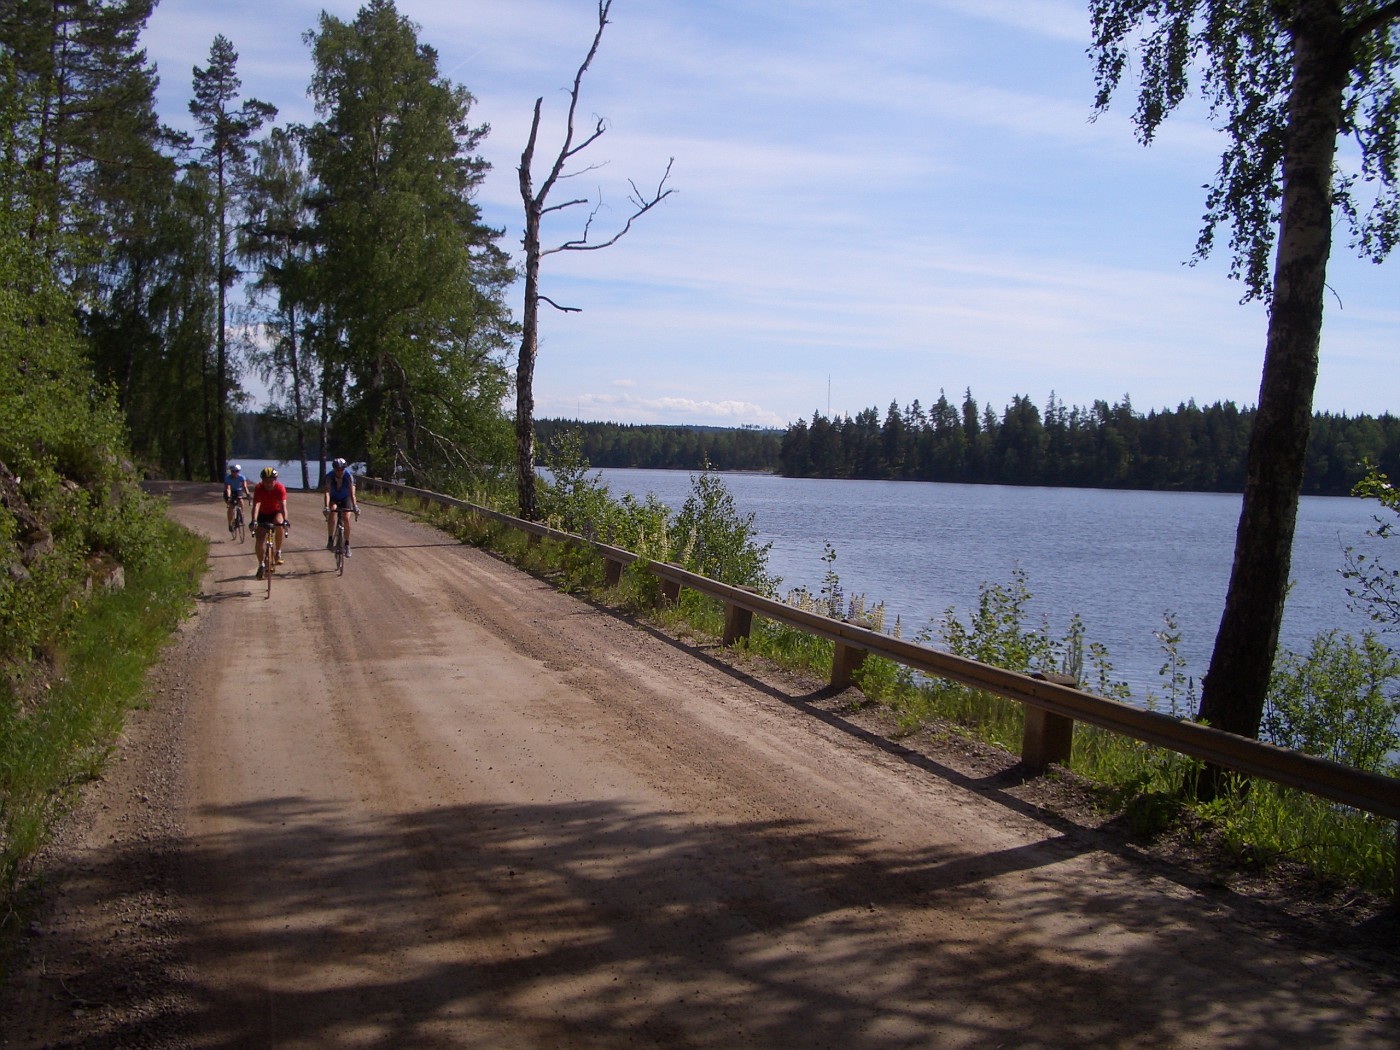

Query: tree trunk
left=510, top=6, right=669, bottom=519
left=319, top=357, right=330, bottom=484
left=215, top=153, right=229, bottom=482
left=288, top=304, right=312, bottom=492
left=515, top=233, right=540, bottom=520
left=516, top=107, right=544, bottom=521
left=1196, top=9, right=1348, bottom=754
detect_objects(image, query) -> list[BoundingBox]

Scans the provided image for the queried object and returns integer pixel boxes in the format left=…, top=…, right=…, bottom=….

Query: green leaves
left=304, top=0, right=514, bottom=488
left=1089, top=1, right=1400, bottom=299
left=1263, top=630, right=1400, bottom=773
left=1343, top=464, right=1400, bottom=630
left=0, top=174, right=163, bottom=675
left=674, top=468, right=777, bottom=594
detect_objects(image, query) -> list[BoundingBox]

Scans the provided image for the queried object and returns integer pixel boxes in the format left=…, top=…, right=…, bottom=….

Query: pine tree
left=189, top=35, right=276, bottom=479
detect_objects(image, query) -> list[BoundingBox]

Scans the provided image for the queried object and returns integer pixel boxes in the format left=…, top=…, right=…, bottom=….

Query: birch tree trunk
left=1197, top=7, right=1349, bottom=749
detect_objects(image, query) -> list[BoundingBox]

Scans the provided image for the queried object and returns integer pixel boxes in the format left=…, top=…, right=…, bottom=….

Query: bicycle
left=254, top=520, right=288, bottom=599
left=330, top=506, right=358, bottom=576
left=228, top=496, right=247, bottom=544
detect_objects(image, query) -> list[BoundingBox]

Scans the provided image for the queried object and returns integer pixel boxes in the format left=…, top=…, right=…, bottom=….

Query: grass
left=0, top=515, right=205, bottom=942
left=371, top=486, right=1400, bottom=897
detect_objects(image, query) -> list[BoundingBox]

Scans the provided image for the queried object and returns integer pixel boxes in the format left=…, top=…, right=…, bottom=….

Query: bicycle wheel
left=265, top=539, right=274, bottom=599
left=234, top=509, right=246, bottom=545
left=335, top=525, right=345, bottom=575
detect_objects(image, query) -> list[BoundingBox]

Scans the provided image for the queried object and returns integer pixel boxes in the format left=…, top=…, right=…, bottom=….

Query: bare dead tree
left=515, top=0, right=675, bottom=520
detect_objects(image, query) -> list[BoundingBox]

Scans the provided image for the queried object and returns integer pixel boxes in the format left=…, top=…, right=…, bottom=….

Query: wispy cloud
left=145, top=0, right=1399, bottom=425
left=543, top=390, right=789, bottom=428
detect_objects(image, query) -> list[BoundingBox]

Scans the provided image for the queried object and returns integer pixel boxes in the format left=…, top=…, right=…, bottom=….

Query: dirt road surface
left=4, top=483, right=1398, bottom=1048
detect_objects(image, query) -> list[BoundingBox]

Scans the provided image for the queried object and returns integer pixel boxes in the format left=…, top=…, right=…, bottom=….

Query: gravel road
left=3, top=482, right=1397, bottom=1048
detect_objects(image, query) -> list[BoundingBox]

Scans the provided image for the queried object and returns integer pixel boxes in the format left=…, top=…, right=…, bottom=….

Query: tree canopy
left=776, top=393, right=1400, bottom=494
left=303, top=0, right=516, bottom=487
left=1, top=0, right=520, bottom=492
left=1090, top=0, right=1400, bottom=750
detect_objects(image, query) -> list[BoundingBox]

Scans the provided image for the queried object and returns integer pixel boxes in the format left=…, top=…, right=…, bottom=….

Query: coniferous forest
left=530, top=393, right=1400, bottom=498
left=778, top=393, right=1400, bottom=496
left=534, top=419, right=781, bottom=473
left=2, top=1, right=516, bottom=495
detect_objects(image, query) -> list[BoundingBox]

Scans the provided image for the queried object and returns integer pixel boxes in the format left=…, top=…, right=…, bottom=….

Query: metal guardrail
left=362, top=476, right=1400, bottom=893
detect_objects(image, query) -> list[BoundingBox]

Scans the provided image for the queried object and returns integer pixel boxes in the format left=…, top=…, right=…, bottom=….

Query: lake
left=589, top=468, right=1389, bottom=701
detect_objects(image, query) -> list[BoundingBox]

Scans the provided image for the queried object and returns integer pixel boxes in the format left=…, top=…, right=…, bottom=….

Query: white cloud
left=144, top=0, right=1400, bottom=425
left=537, top=390, right=787, bottom=429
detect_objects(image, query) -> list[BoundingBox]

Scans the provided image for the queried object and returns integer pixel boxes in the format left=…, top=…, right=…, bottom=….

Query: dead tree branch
left=513, top=0, right=675, bottom=521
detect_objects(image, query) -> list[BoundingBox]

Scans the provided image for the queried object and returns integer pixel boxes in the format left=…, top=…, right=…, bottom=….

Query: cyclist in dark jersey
left=322, top=458, right=358, bottom=557
left=223, top=463, right=250, bottom=534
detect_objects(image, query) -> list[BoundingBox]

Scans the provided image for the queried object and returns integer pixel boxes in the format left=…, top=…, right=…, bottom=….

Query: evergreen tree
left=189, top=35, right=276, bottom=479
left=0, top=0, right=168, bottom=274
left=0, top=0, right=206, bottom=476
left=774, top=392, right=1393, bottom=496
left=303, top=0, right=515, bottom=489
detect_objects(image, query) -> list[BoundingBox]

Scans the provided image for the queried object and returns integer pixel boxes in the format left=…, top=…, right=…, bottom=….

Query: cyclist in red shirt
left=251, top=467, right=290, bottom=581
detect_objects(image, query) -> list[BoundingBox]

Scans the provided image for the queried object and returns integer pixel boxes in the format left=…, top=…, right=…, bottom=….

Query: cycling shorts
left=255, top=513, right=283, bottom=529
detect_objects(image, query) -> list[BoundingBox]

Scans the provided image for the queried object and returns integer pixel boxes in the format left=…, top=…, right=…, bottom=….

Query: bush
left=673, top=467, right=777, bottom=593
left=1263, top=630, right=1400, bottom=773
left=0, top=180, right=166, bottom=684
left=938, top=566, right=1080, bottom=679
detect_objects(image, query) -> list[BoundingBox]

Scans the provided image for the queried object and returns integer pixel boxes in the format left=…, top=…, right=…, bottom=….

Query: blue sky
left=142, top=0, right=1398, bottom=428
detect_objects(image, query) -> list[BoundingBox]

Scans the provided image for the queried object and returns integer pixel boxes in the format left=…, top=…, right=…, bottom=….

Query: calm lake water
left=592, top=467, right=1389, bottom=702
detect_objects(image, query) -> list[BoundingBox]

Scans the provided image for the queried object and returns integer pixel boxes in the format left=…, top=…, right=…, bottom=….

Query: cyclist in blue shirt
left=322, top=458, right=358, bottom=556
left=223, top=463, right=250, bottom=535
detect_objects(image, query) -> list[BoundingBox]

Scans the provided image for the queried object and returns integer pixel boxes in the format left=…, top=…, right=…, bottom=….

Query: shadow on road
left=33, top=793, right=1397, bottom=1048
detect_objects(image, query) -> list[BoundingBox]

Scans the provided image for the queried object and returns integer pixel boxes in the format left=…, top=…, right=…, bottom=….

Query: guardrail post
left=656, top=570, right=681, bottom=608
left=1021, top=672, right=1078, bottom=772
left=603, top=557, right=624, bottom=589
left=831, top=641, right=867, bottom=688
left=722, top=602, right=754, bottom=646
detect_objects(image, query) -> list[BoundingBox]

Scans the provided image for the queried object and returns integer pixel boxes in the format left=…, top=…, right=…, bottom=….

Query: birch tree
left=304, top=0, right=515, bottom=488
left=241, top=129, right=319, bottom=490
left=1089, top=2, right=1400, bottom=766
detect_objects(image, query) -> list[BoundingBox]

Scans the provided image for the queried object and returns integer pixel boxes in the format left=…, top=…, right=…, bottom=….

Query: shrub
left=1263, top=630, right=1400, bottom=773
left=672, top=467, right=777, bottom=593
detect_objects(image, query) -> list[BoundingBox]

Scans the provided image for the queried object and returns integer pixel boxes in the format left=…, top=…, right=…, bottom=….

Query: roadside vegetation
left=0, top=176, right=205, bottom=948
left=395, top=435, right=1399, bottom=897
